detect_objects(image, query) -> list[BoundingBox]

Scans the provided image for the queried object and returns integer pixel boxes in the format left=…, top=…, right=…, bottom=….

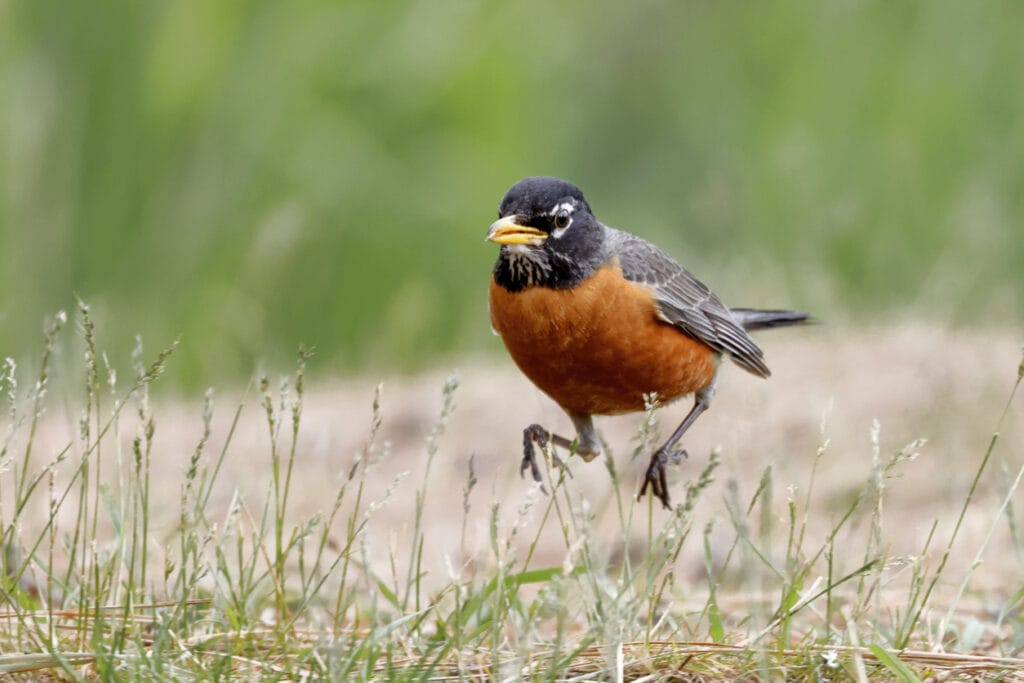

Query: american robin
left=486, top=176, right=809, bottom=510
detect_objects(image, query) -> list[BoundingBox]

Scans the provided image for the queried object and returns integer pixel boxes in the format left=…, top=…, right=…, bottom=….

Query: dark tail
left=730, top=308, right=812, bottom=332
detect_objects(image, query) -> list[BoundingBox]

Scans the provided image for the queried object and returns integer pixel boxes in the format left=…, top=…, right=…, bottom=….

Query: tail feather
left=730, top=308, right=812, bottom=332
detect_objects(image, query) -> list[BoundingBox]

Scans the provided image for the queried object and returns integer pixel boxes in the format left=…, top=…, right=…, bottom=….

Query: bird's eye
left=553, top=211, right=571, bottom=230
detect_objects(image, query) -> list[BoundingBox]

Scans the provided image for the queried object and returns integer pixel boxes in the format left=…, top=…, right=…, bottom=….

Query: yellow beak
left=486, top=216, right=548, bottom=246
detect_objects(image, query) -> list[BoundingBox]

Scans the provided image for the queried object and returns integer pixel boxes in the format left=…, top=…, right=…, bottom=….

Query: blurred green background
left=2, top=1, right=1021, bottom=388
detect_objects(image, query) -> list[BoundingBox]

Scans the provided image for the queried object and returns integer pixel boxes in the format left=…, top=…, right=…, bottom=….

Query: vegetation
left=2, top=2, right=1022, bottom=678
left=1, top=309, right=1022, bottom=680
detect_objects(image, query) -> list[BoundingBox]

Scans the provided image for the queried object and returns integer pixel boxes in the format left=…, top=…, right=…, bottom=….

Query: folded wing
left=609, top=228, right=771, bottom=378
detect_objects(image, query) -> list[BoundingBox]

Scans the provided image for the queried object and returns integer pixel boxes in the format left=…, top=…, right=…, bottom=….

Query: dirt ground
left=13, top=324, right=1024, bottom=603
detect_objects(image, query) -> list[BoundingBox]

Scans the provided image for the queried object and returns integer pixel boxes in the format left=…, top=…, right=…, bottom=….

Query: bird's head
left=487, top=176, right=606, bottom=291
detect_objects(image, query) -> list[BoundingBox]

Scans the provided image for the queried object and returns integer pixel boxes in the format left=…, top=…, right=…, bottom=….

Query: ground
left=4, top=323, right=1023, bottom=679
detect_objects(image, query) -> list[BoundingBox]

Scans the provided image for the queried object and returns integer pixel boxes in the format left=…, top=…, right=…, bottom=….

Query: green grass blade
left=868, top=646, right=921, bottom=683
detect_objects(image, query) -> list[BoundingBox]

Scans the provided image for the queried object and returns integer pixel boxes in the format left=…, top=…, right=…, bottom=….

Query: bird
left=486, top=176, right=809, bottom=510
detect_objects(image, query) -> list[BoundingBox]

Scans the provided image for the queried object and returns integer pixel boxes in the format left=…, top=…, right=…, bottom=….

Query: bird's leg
left=568, top=413, right=602, bottom=462
left=639, top=378, right=717, bottom=510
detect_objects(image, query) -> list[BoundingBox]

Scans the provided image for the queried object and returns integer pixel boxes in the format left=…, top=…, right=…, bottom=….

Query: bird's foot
left=637, top=446, right=687, bottom=510
left=521, top=424, right=571, bottom=493
left=667, top=447, right=688, bottom=466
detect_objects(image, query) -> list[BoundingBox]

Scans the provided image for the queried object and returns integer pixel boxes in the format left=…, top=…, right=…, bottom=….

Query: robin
left=486, top=176, right=809, bottom=510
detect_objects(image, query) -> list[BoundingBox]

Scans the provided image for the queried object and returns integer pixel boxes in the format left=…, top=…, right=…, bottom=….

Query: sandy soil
left=8, top=324, right=1024, bottom=603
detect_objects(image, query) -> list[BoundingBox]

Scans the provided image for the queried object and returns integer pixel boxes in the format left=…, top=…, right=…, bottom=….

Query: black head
left=497, top=176, right=590, bottom=221
left=487, top=177, right=607, bottom=291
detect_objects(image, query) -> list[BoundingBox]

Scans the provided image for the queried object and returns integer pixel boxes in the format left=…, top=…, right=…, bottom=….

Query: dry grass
left=103, top=323, right=1019, bottom=584
left=1, top=312, right=1022, bottom=680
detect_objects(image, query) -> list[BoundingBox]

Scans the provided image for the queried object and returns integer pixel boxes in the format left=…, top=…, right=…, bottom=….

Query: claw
left=637, top=447, right=675, bottom=510
left=520, top=424, right=576, bottom=493
left=521, top=424, right=548, bottom=492
left=519, top=451, right=544, bottom=484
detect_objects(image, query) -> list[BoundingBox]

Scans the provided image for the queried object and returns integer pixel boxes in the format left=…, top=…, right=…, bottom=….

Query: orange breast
left=489, top=263, right=718, bottom=416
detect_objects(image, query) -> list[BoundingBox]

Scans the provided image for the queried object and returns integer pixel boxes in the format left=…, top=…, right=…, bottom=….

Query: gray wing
left=607, top=227, right=770, bottom=378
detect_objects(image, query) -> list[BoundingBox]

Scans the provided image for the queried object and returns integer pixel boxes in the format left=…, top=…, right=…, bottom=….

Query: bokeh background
left=2, top=0, right=1021, bottom=388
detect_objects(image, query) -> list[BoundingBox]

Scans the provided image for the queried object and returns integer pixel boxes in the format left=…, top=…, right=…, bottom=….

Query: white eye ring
left=551, top=211, right=573, bottom=239
left=549, top=202, right=575, bottom=238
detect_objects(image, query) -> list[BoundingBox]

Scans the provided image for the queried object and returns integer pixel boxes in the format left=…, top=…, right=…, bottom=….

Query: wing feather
left=608, top=227, right=770, bottom=378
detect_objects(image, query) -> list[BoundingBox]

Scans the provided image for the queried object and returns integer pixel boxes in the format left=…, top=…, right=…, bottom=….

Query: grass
left=0, top=307, right=1023, bottom=680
